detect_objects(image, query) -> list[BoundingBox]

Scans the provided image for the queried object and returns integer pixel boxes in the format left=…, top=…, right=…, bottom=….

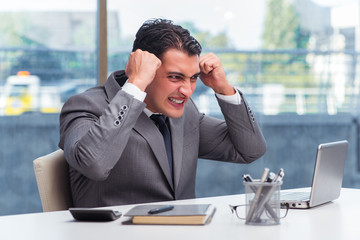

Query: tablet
left=69, top=208, right=122, bottom=221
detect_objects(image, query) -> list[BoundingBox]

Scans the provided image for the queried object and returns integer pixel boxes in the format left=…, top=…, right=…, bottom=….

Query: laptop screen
left=309, top=140, right=348, bottom=207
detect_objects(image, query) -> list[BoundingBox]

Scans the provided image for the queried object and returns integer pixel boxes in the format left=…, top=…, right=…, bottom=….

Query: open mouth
left=169, top=97, right=185, bottom=105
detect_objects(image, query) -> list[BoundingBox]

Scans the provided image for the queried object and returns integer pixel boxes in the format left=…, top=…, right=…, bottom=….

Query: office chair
left=33, top=149, right=73, bottom=212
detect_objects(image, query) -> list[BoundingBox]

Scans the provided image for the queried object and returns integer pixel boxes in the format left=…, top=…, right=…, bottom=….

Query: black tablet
left=69, top=208, right=122, bottom=221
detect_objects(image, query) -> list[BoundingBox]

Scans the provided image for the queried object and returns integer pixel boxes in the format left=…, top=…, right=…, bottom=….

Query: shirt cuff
left=121, top=82, right=146, bottom=102
left=215, top=88, right=242, bottom=105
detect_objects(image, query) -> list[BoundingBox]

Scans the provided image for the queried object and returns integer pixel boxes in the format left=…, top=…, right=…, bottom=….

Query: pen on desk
left=246, top=168, right=269, bottom=222
left=266, top=172, right=276, bottom=182
left=274, top=168, right=285, bottom=182
left=260, top=168, right=269, bottom=182
left=253, top=169, right=285, bottom=221
left=243, top=172, right=278, bottom=220
left=148, top=205, right=174, bottom=214
left=276, top=172, right=284, bottom=182
left=242, top=174, right=253, bottom=182
left=253, top=184, right=279, bottom=221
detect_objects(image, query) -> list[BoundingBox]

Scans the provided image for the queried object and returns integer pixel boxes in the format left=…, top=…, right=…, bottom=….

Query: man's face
left=144, top=49, right=200, bottom=118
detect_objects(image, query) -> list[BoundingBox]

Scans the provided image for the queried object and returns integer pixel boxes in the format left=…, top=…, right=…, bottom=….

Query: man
left=59, top=18, right=266, bottom=208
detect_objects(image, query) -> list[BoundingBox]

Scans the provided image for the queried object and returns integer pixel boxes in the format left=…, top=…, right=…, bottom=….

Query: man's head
left=133, top=19, right=202, bottom=119
left=132, top=18, right=202, bottom=59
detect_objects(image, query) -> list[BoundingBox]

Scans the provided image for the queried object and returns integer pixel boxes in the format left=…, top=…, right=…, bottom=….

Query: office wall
left=0, top=113, right=359, bottom=215
left=0, top=114, right=59, bottom=215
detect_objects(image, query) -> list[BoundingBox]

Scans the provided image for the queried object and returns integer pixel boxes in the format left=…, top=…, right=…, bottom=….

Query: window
left=0, top=0, right=97, bottom=215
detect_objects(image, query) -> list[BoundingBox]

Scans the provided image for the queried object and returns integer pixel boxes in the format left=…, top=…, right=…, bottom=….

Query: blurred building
left=0, top=11, right=121, bottom=49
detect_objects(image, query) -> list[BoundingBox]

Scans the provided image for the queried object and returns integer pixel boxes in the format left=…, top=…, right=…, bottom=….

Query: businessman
left=59, top=18, right=266, bottom=207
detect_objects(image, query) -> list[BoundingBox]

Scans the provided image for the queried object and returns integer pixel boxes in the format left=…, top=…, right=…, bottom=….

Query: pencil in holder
left=244, top=181, right=282, bottom=225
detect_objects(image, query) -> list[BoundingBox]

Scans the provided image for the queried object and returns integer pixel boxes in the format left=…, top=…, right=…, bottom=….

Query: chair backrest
left=33, top=149, right=73, bottom=212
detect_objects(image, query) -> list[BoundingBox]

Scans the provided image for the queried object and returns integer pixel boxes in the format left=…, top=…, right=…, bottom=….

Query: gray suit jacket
left=59, top=70, right=266, bottom=207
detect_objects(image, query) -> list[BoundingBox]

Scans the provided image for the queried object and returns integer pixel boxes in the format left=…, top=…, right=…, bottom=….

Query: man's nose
left=179, top=80, right=193, bottom=97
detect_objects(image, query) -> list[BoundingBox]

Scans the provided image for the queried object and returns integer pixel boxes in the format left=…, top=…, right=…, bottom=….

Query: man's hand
left=199, top=53, right=235, bottom=95
left=125, top=49, right=162, bottom=91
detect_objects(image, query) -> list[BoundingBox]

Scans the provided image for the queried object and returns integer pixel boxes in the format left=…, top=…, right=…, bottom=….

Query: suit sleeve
left=59, top=89, right=146, bottom=181
left=198, top=88, right=266, bottom=163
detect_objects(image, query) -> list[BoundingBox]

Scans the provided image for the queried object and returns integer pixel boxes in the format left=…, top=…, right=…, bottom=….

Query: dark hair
left=132, top=18, right=202, bottom=59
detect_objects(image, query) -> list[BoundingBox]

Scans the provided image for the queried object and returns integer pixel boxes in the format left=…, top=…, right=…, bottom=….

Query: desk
left=1, top=188, right=359, bottom=240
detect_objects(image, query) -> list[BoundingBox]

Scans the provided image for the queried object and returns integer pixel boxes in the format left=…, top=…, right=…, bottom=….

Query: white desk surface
left=1, top=188, right=359, bottom=240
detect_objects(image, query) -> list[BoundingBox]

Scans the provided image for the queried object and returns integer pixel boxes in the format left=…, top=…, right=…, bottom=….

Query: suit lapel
left=133, top=113, right=174, bottom=190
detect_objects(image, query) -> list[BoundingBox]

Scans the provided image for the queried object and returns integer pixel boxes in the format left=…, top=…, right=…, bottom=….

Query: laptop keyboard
left=280, top=191, right=310, bottom=201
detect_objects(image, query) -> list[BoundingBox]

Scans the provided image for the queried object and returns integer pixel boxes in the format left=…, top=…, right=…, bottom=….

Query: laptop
left=280, top=140, right=348, bottom=209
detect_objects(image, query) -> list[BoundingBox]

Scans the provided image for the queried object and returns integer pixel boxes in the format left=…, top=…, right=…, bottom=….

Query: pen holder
left=244, top=181, right=282, bottom=225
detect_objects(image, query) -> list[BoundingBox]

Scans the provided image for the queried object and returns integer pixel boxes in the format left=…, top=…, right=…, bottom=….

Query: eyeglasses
left=229, top=204, right=246, bottom=219
left=229, top=203, right=289, bottom=220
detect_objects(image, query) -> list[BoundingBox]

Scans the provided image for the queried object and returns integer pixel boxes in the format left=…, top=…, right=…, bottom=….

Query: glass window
left=0, top=0, right=97, bottom=215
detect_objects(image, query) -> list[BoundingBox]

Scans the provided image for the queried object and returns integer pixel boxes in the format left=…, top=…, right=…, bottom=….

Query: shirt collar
left=143, top=108, right=154, bottom=117
left=144, top=108, right=167, bottom=119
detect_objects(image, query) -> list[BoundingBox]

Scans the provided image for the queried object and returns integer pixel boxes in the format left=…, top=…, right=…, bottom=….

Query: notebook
left=280, top=140, right=348, bottom=209
left=124, top=204, right=216, bottom=225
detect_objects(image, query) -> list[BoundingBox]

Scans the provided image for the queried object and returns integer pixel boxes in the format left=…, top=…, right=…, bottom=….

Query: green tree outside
left=261, top=0, right=313, bottom=88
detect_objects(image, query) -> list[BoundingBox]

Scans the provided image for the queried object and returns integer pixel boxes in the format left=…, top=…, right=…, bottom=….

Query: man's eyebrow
left=193, top=72, right=201, bottom=77
left=168, top=72, right=201, bottom=78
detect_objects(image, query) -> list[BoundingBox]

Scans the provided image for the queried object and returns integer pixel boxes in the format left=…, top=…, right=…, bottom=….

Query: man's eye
left=190, top=76, right=198, bottom=82
left=169, top=75, right=181, bottom=80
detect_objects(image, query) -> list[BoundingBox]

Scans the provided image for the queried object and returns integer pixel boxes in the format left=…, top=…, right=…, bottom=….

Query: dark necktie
left=150, top=114, right=173, bottom=179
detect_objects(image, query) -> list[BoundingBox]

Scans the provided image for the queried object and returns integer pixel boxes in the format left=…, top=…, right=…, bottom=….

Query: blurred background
left=1, top=0, right=360, bottom=215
